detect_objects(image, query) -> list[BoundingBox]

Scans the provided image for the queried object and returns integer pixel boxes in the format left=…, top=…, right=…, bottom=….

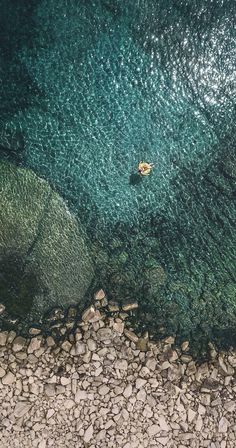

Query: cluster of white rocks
left=0, top=294, right=236, bottom=447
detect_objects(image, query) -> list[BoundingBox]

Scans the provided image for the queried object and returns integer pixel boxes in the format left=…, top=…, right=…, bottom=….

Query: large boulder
left=0, top=161, right=94, bottom=320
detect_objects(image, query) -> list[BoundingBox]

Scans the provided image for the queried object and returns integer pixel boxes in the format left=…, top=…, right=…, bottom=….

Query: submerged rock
left=29, top=327, right=41, bottom=336
left=12, top=336, right=27, bottom=352
left=145, top=264, right=167, bottom=288
left=122, top=302, right=138, bottom=312
left=94, top=289, right=106, bottom=301
left=108, top=301, right=120, bottom=312
left=47, top=308, right=65, bottom=322
left=0, top=304, right=6, bottom=315
left=181, top=341, right=190, bottom=352
left=136, top=338, right=148, bottom=352
left=0, top=332, right=7, bottom=346
left=124, top=329, right=139, bottom=343
left=0, top=161, right=94, bottom=322
left=67, top=307, right=77, bottom=319
left=82, top=306, right=102, bottom=323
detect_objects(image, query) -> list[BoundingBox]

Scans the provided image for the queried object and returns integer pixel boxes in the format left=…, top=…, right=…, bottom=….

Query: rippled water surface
left=0, top=0, right=235, bottom=351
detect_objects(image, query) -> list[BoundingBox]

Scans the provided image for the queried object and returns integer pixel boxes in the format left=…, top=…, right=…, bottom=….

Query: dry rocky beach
left=0, top=290, right=236, bottom=448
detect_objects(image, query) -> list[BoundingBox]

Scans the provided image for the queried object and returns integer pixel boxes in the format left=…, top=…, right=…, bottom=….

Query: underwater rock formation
left=0, top=161, right=94, bottom=324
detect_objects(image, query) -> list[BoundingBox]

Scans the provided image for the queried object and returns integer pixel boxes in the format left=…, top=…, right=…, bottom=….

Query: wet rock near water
left=38, top=290, right=139, bottom=341
left=0, top=296, right=236, bottom=447
left=0, top=304, right=6, bottom=315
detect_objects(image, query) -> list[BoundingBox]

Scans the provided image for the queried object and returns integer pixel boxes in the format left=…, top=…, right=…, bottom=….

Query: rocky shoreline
left=0, top=291, right=236, bottom=448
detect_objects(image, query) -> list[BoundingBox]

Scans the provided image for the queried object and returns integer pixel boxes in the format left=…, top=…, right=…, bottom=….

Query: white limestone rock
left=224, top=400, right=236, bottom=412
left=0, top=367, right=6, bottom=378
left=38, top=441, right=46, bottom=448
left=87, top=339, right=97, bottom=352
left=115, top=359, right=128, bottom=371
left=137, top=389, right=146, bottom=402
left=61, top=377, right=71, bottom=386
left=46, top=336, right=55, bottom=347
left=75, top=341, right=86, bottom=355
left=64, top=399, right=75, bottom=410
left=75, top=390, right=87, bottom=402
left=44, top=384, right=55, bottom=397
left=61, top=341, right=72, bottom=352
left=28, top=337, right=41, bottom=353
left=14, top=402, right=32, bottom=418
left=113, top=322, right=124, bottom=334
left=156, top=437, right=169, bottom=446
left=135, top=378, right=147, bottom=389
left=82, top=306, right=102, bottom=323
left=7, top=330, right=16, bottom=344
left=84, top=424, right=94, bottom=443
left=146, top=358, right=156, bottom=371
left=218, top=417, right=229, bottom=433
left=123, top=384, right=133, bottom=398
left=98, top=385, right=110, bottom=396
left=97, top=328, right=113, bottom=342
left=124, top=329, right=138, bottom=343
left=195, top=415, right=203, bottom=431
left=158, top=416, right=170, bottom=431
left=187, top=408, right=196, bottom=423
left=2, top=371, right=15, bottom=385
left=147, top=424, right=160, bottom=436
left=0, top=332, right=8, bottom=346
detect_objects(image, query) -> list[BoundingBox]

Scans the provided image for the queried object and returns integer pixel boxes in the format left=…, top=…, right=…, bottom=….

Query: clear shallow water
left=0, top=0, right=235, bottom=352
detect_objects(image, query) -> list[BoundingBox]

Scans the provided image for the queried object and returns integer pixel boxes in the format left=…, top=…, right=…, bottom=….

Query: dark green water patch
left=0, top=252, right=38, bottom=317
left=0, top=0, right=45, bottom=122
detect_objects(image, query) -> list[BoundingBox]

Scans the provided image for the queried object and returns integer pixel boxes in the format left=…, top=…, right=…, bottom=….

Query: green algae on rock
left=0, top=161, right=94, bottom=324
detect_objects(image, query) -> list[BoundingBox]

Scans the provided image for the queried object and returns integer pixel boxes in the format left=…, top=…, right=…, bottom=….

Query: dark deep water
left=0, top=0, right=235, bottom=353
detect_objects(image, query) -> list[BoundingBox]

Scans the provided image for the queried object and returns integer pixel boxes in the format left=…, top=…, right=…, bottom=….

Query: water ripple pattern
left=0, top=0, right=235, bottom=349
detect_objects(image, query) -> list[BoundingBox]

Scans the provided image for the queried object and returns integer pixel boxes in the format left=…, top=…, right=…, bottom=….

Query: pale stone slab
left=2, top=371, right=15, bottom=385
left=14, top=402, right=31, bottom=418
left=84, top=424, right=93, bottom=443
left=147, top=424, right=160, bottom=436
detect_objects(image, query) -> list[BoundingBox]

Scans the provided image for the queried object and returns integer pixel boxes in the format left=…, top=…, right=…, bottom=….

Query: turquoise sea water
left=0, top=0, right=235, bottom=352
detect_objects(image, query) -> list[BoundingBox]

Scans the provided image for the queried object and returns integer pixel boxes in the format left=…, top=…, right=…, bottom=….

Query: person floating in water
left=138, top=161, right=154, bottom=176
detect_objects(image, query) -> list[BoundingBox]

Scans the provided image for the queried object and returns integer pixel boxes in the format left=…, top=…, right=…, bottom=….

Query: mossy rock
left=110, top=251, right=129, bottom=267
left=144, top=264, right=167, bottom=287
left=0, top=161, right=94, bottom=320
